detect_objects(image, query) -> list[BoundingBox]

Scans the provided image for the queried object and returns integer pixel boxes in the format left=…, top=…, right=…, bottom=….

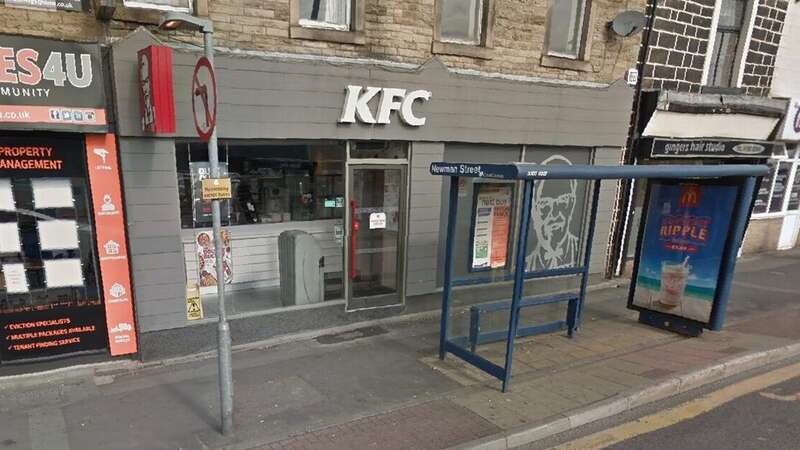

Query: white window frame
left=439, top=0, right=485, bottom=46
left=753, top=148, right=800, bottom=218
left=702, top=0, right=758, bottom=88
left=298, top=0, right=352, bottom=31
left=545, top=0, right=590, bottom=60
left=122, top=0, right=192, bottom=13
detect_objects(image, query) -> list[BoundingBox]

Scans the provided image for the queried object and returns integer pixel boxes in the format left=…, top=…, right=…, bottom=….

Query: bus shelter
left=430, top=162, right=768, bottom=391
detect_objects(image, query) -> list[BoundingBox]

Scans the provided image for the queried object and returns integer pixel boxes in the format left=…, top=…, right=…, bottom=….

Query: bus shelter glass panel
left=441, top=176, right=518, bottom=369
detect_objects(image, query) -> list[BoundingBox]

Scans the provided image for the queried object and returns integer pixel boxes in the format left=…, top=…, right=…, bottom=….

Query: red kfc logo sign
left=137, top=46, right=175, bottom=134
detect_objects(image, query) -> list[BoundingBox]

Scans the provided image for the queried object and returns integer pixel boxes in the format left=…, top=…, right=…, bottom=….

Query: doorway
left=346, top=164, right=407, bottom=311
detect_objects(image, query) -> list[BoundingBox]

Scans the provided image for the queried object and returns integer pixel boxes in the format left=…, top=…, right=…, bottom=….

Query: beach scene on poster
left=632, top=182, right=738, bottom=324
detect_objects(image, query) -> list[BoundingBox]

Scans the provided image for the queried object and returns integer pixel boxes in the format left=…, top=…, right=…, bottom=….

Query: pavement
left=0, top=248, right=798, bottom=450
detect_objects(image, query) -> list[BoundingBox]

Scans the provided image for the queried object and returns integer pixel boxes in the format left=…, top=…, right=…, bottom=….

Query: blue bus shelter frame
left=430, top=162, right=768, bottom=392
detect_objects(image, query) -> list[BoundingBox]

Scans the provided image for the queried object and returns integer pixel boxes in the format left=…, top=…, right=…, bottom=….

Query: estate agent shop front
left=111, top=30, right=635, bottom=360
left=0, top=35, right=137, bottom=370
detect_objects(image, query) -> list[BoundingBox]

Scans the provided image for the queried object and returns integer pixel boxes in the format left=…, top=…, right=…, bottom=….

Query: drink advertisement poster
left=471, top=183, right=512, bottom=271
left=631, top=182, right=738, bottom=325
left=196, top=229, right=233, bottom=290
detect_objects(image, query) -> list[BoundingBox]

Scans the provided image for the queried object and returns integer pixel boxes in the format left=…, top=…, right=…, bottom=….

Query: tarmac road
left=527, top=356, right=800, bottom=450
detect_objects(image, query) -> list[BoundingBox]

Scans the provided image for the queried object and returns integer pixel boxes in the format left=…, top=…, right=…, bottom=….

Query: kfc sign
left=0, top=34, right=106, bottom=129
left=137, top=45, right=176, bottom=134
left=339, top=85, right=431, bottom=127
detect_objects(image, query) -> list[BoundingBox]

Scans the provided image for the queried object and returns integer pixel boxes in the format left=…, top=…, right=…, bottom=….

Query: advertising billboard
left=629, top=181, right=740, bottom=326
left=0, top=34, right=107, bottom=131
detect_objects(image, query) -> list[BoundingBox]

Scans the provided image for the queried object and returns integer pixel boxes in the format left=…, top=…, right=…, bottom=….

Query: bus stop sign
left=192, top=57, right=217, bottom=142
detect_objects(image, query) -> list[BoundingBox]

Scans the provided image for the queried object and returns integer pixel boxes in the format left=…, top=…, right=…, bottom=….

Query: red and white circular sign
left=192, top=57, right=217, bottom=142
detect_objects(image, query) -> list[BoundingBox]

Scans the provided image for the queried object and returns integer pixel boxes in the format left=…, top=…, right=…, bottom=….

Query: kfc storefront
left=110, top=30, right=633, bottom=360
left=0, top=35, right=137, bottom=369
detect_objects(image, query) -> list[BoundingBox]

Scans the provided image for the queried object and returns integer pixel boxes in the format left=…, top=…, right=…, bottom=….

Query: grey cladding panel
left=119, top=137, right=188, bottom=332
left=407, top=142, right=444, bottom=296
left=112, top=30, right=633, bottom=147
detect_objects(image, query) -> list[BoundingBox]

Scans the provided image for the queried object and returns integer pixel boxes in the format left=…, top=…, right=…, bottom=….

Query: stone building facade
left=2, top=0, right=650, bottom=366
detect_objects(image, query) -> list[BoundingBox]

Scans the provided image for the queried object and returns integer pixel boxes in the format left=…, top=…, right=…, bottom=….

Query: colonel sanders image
left=525, top=155, right=580, bottom=271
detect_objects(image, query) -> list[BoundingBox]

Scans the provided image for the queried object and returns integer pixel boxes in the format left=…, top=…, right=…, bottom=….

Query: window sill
left=540, top=55, right=592, bottom=72
left=432, top=41, right=493, bottom=60
left=290, top=26, right=365, bottom=45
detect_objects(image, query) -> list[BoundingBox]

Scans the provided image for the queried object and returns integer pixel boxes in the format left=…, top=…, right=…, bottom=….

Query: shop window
left=177, top=142, right=345, bottom=229
left=706, top=0, right=749, bottom=88
left=175, top=142, right=346, bottom=316
left=290, top=0, right=365, bottom=44
left=753, top=150, right=800, bottom=215
left=433, top=0, right=495, bottom=59
left=122, top=0, right=192, bottom=12
left=350, top=141, right=408, bottom=160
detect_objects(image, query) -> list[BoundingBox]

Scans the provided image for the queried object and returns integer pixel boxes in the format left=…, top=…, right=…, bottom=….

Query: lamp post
left=159, top=12, right=234, bottom=436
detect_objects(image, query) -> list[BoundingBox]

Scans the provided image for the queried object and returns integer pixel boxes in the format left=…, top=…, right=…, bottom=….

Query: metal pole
left=502, top=180, right=533, bottom=392
left=571, top=180, right=602, bottom=336
left=204, top=30, right=234, bottom=436
left=439, top=176, right=460, bottom=360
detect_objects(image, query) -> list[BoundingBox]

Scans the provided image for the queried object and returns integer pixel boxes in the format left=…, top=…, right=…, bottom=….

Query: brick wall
left=641, top=0, right=789, bottom=95
left=640, top=0, right=716, bottom=92
left=740, top=0, right=788, bottom=96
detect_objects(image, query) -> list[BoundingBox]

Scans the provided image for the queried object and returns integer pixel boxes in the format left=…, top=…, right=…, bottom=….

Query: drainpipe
left=605, top=0, right=658, bottom=278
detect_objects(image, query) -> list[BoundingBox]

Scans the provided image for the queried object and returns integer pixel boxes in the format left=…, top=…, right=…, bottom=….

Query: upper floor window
left=546, top=0, right=590, bottom=59
left=299, top=0, right=351, bottom=31
left=440, top=0, right=484, bottom=44
left=433, top=0, right=496, bottom=59
left=290, top=0, right=365, bottom=44
left=122, top=0, right=192, bottom=12
left=706, top=0, right=749, bottom=87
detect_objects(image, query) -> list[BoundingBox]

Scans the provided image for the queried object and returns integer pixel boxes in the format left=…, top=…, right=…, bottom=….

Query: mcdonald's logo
left=679, top=184, right=701, bottom=208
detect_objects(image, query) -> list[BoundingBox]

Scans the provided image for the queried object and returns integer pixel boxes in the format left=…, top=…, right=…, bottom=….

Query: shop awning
left=642, top=110, right=780, bottom=140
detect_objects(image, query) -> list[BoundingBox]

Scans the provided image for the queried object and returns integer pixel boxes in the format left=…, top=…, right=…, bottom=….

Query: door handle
left=350, top=200, right=359, bottom=280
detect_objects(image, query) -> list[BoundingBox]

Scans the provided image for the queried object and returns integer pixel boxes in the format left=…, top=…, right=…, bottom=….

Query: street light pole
left=159, top=13, right=233, bottom=436
left=202, top=28, right=234, bottom=437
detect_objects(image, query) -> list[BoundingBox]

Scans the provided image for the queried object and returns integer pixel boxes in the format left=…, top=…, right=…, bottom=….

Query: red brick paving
left=251, top=399, right=501, bottom=450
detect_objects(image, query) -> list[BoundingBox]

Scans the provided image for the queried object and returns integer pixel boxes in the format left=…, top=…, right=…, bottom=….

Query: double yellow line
left=551, top=361, right=800, bottom=450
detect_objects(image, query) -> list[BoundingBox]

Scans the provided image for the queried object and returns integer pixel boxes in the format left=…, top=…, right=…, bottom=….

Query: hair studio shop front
left=0, top=35, right=137, bottom=371
left=111, top=30, right=633, bottom=360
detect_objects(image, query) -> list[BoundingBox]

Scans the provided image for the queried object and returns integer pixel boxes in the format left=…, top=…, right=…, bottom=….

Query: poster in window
left=788, top=171, right=800, bottom=211
left=630, top=182, right=738, bottom=325
left=0, top=179, right=14, bottom=211
left=190, top=161, right=229, bottom=224
left=0, top=222, right=21, bottom=254
left=196, top=229, right=233, bottom=288
left=471, top=184, right=512, bottom=270
left=769, top=164, right=791, bottom=213
left=2, top=263, right=28, bottom=294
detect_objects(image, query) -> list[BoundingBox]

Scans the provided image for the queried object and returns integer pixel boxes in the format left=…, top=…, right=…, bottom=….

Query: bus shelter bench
left=468, top=291, right=580, bottom=352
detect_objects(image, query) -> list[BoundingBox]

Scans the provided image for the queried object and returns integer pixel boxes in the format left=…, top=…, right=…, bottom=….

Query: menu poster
left=471, top=183, right=513, bottom=271
left=630, top=182, right=739, bottom=325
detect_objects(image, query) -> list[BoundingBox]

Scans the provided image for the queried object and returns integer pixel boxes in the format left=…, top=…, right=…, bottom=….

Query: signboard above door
left=0, top=34, right=107, bottom=131
left=650, top=138, right=778, bottom=159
